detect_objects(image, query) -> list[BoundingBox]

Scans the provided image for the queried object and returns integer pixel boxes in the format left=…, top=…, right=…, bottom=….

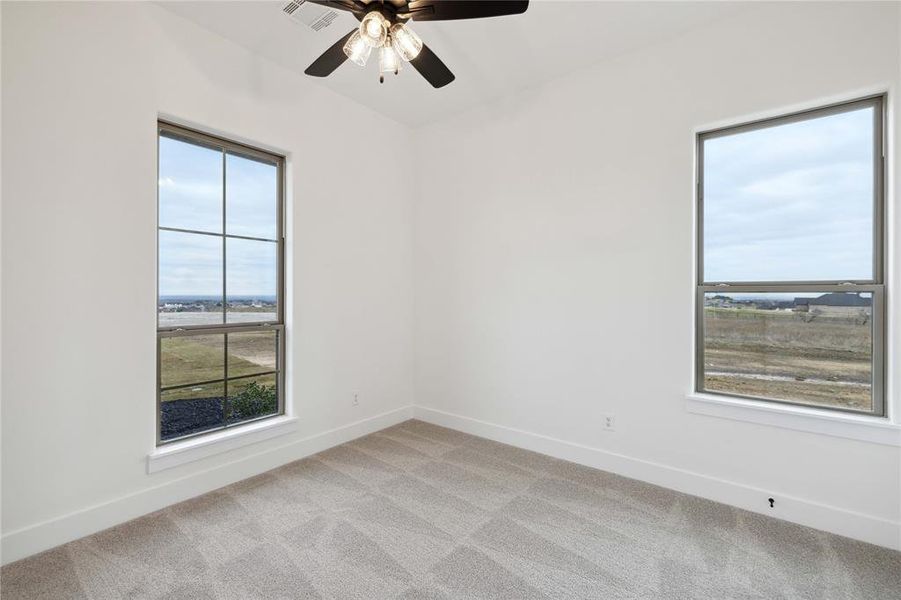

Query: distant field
left=158, top=311, right=276, bottom=328
left=160, top=331, right=277, bottom=401
left=702, top=307, right=872, bottom=411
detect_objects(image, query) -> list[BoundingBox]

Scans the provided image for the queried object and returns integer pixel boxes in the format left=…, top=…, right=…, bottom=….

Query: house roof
left=794, top=293, right=871, bottom=307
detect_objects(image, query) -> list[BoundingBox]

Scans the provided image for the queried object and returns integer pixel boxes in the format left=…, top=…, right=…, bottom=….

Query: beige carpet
left=2, top=419, right=899, bottom=599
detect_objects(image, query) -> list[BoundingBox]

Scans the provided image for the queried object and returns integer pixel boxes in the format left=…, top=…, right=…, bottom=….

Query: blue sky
left=159, top=107, right=874, bottom=298
left=159, top=136, right=277, bottom=298
left=703, top=106, right=874, bottom=284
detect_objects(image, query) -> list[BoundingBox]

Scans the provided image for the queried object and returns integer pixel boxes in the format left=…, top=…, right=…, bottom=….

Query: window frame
left=156, top=121, right=286, bottom=445
left=695, top=95, right=886, bottom=417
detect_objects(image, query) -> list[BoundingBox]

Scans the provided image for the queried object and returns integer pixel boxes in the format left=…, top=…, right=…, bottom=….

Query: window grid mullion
left=158, top=226, right=278, bottom=244
left=158, top=323, right=284, bottom=338
left=159, top=370, right=281, bottom=394
left=224, top=333, right=230, bottom=428
left=226, top=370, right=280, bottom=383
left=160, top=377, right=227, bottom=394
left=222, top=147, right=227, bottom=326
left=222, top=147, right=229, bottom=427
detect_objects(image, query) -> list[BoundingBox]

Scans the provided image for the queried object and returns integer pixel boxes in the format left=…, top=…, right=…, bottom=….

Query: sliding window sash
left=695, top=284, right=885, bottom=416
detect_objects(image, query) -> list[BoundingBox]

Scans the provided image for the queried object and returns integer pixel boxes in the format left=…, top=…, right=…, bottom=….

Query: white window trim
left=147, top=415, right=298, bottom=473
left=687, top=89, right=898, bottom=440
left=690, top=93, right=889, bottom=424
left=155, top=120, right=288, bottom=450
left=686, top=392, right=901, bottom=447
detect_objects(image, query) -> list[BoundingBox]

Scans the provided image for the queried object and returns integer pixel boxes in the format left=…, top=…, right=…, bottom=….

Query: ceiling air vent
left=282, top=0, right=339, bottom=32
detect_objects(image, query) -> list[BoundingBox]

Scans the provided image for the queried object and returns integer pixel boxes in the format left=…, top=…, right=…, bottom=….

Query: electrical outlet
left=603, top=414, right=616, bottom=431
left=353, top=392, right=359, bottom=406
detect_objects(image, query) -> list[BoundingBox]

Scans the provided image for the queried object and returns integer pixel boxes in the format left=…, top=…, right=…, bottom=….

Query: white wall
left=4, top=0, right=901, bottom=565
left=413, top=2, right=901, bottom=548
left=1, top=2, right=414, bottom=562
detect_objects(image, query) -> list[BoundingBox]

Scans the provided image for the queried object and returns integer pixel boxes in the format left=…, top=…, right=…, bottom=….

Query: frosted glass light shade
left=390, top=23, right=422, bottom=61
left=360, top=11, right=388, bottom=48
left=379, top=45, right=402, bottom=74
left=343, top=30, right=371, bottom=66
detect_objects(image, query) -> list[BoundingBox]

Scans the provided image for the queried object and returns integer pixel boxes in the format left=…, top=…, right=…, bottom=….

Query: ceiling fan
left=303, top=0, right=529, bottom=88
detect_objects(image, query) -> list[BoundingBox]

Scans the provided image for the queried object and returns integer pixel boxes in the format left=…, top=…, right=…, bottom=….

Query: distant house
left=793, top=293, right=871, bottom=317
left=704, top=295, right=735, bottom=308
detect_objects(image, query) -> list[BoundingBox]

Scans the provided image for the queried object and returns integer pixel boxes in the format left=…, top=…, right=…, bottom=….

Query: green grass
left=160, top=332, right=277, bottom=401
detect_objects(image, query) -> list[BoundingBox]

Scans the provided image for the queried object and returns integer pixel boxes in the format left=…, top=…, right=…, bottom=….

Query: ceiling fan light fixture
left=359, top=11, right=389, bottom=48
left=390, top=23, right=422, bottom=61
left=342, top=30, right=371, bottom=66
left=379, top=44, right=402, bottom=76
left=304, top=0, right=529, bottom=88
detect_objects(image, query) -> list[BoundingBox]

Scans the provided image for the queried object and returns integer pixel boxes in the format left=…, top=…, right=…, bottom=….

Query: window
left=157, top=122, right=285, bottom=444
left=696, top=96, right=885, bottom=416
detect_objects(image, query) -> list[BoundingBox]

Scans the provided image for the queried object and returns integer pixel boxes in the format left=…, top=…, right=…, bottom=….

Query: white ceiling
left=157, top=1, right=747, bottom=127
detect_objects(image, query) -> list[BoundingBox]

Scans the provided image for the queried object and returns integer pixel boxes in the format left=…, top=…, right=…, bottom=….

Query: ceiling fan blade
left=304, top=0, right=365, bottom=15
left=410, top=43, right=455, bottom=88
left=404, top=0, right=528, bottom=21
left=304, top=29, right=356, bottom=77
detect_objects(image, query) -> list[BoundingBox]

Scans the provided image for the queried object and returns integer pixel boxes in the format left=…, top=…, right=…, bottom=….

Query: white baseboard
left=5, top=403, right=898, bottom=565
left=1, top=405, right=415, bottom=566
left=413, top=406, right=901, bottom=551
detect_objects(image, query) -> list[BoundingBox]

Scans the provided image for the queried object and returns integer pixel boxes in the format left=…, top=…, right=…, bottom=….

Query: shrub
left=229, top=381, right=277, bottom=421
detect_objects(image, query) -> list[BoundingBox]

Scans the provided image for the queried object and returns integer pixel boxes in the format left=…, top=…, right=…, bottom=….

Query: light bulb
left=359, top=11, right=388, bottom=48
left=342, top=30, right=371, bottom=67
left=379, top=45, right=402, bottom=74
left=390, top=23, right=422, bottom=61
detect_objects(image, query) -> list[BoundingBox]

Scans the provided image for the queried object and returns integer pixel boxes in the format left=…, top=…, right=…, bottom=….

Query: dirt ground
left=702, top=307, right=872, bottom=411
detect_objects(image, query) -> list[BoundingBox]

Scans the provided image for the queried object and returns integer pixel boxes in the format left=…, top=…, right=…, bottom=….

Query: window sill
left=686, top=393, right=901, bottom=447
left=147, top=415, right=298, bottom=474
